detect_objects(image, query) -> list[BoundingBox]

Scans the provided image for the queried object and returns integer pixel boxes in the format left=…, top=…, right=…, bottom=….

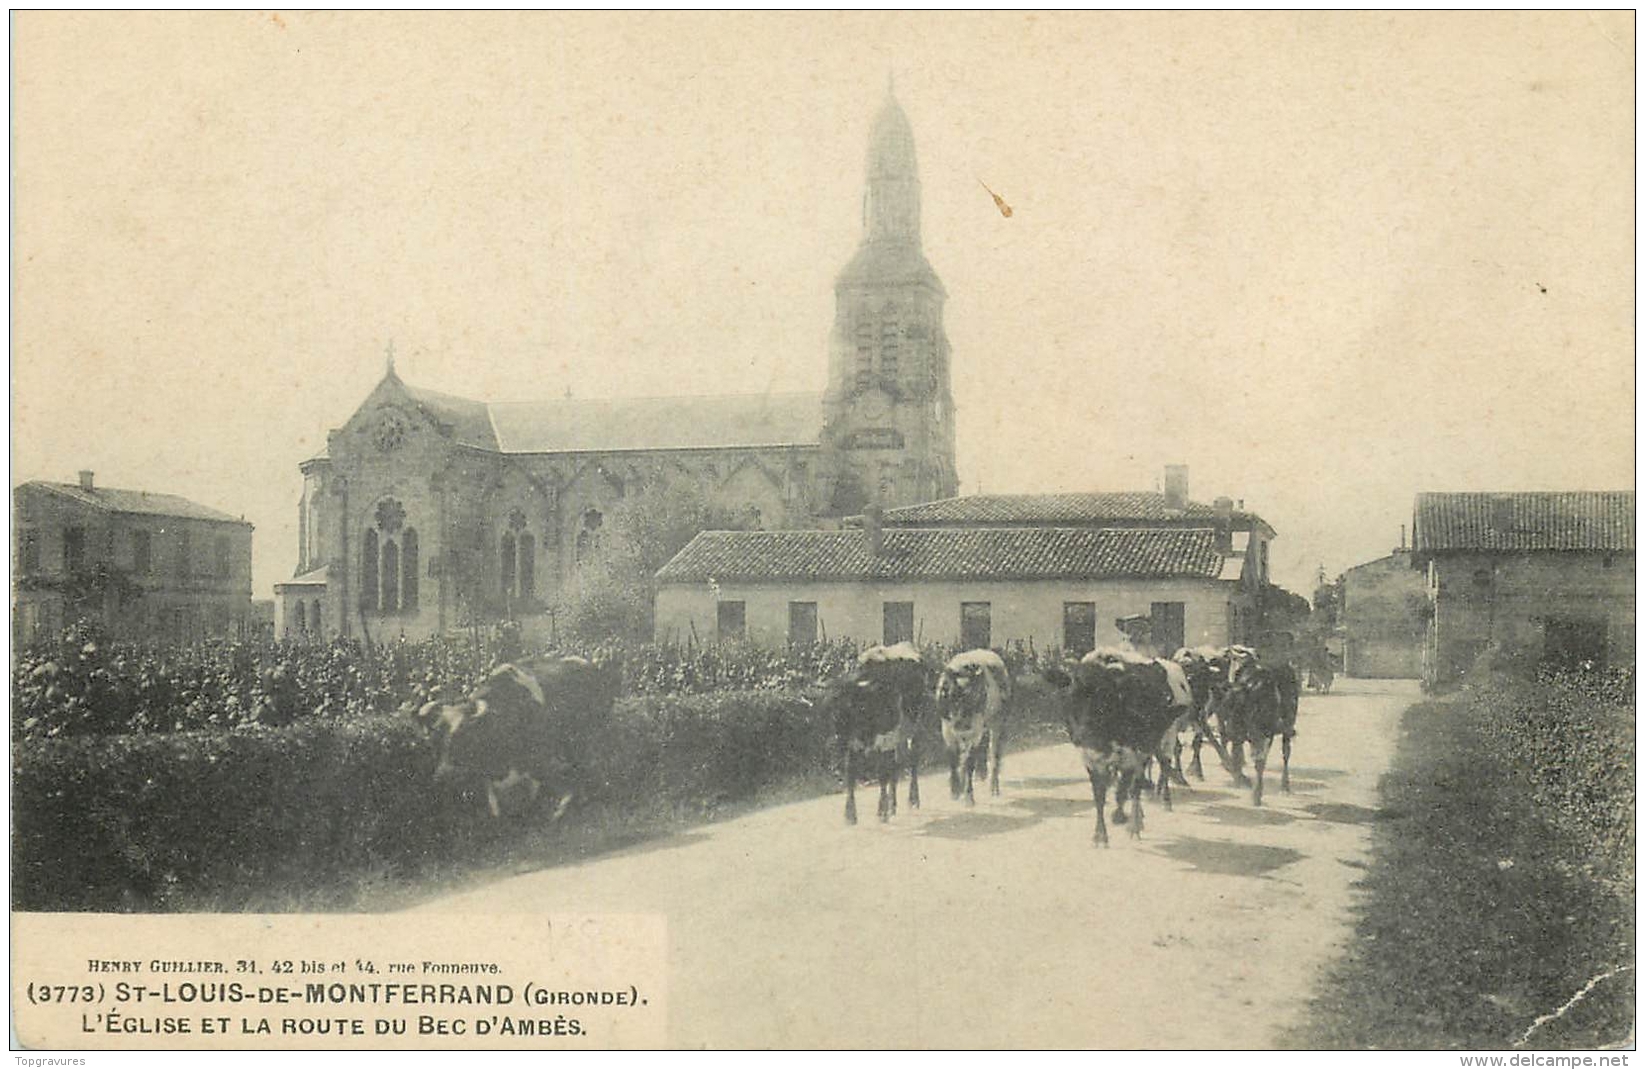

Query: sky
left=11, top=11, right=1636, bottom=598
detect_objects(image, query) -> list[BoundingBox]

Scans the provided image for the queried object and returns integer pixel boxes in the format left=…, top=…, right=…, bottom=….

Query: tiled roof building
left=1411, top=490, right=1635, bottom=686
left=655, top=472, right=1275, bottom=655
left=14, top=472, right=254, bottom=644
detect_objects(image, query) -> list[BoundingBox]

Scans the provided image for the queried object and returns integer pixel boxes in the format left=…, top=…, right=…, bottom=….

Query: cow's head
left=935, top=661, right=990, bottom=731
left=1040, top=658, right=1127, bottom=743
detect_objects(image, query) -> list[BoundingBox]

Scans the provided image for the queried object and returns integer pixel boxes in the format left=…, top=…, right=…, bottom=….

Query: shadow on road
left=1285, top=766, right=1351, bottom=779
left=1201, top=803, right=1297, bottom=827
left=1153, top=836, right=1304, bottom=877
left=920, top=811, right=1038, bottom=840
left=1303, top=802, right=1386, bottom=825
left=1008, top=795, right=1095, bottom=818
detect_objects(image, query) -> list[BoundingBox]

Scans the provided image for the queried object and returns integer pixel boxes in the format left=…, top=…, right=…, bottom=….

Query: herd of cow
left=827, top=642, right=1301, bottom=846
left=410, top=640, right=1300, bottom=848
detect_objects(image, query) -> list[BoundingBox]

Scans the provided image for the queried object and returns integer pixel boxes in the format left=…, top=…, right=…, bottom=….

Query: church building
left=275, top=87, right=959, bottom=641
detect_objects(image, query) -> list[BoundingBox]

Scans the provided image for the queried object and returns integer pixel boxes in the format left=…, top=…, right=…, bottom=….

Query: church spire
left=862, top=80, right=921, bottom=247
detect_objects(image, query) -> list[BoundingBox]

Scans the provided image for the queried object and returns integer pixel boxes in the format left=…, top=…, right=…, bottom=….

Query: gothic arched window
left=364, top=499, right=418, bottom=615
left=294, top=600, right=307, bottom=635
left=518, top=532, right=535, bottom=599
left=309, top=598, right=321, bottom=635
left=381, top=540, right=400, bottom=612
left=501, top=532, right=517, bottom=598
left=575, top=509, right=604, bottom=565
left=880, top=317, right=899, bottom=382
left=854, top=321, right=873, bottom=392
left=360, top=529, right=380, bottom=611
left=402, top=528, right=419, bottom=611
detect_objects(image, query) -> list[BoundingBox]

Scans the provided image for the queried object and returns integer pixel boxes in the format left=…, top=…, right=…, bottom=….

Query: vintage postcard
left=9, top=11, right=1635, bottom=1053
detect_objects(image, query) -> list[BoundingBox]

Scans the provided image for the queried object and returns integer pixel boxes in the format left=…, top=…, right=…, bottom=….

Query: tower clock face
left=372, top=410, right=409, bottom=452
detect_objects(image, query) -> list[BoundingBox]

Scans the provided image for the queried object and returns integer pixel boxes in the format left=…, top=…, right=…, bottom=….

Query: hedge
left=12, top=691, right=835, bottom=911
left=12, top=714, right=440, bottom=910
left=1465, top=666, right=1635, bottom=891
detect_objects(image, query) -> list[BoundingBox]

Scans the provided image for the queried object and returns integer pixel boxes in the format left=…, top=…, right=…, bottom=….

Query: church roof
left=403, top=384, right=501, bottom=451
left=19, top=480, right=249, bottom=525
left=485, top=391, right=822, bottom=453
left=878, top=492, right=1267, bottom=529
left=657, top=526, right=1227, bottom=584
left=277, top=564, right=329, bottom=587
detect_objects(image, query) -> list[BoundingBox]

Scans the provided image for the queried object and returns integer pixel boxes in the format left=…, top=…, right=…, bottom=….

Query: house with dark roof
left=654, top=505, right=1265, bottom=653
left=1411, top=491, right=1635, bottom=686
left=279, top=86, right=961, bottom=641
left=14, top=471, right=254, bottom=644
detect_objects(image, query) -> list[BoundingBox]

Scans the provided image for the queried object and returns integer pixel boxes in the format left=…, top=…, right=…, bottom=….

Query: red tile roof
left=656, top=527, right=1227, bottom=583
left=1413, top=492, right=1634, bottom=553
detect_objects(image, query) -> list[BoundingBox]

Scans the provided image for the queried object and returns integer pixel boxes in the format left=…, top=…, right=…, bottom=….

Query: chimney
left=1399, top=524, right=1407, bottom=551
left=863, top=504, right=884, bottom=557
left=1163, top=465, right=1189, bottom=510
left=78, top=470, right=94, bottom=492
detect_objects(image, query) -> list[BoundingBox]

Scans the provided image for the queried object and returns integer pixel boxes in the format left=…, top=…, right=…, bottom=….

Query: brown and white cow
left=415, top=654, right=622, bottom=819
left=934, top=649, right=1013, bottom=805
left=825, top=642, right=929, bottom=824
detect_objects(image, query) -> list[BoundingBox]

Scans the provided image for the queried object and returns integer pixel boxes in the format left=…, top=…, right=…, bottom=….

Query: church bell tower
left=820, top=80, right=958, bottom=516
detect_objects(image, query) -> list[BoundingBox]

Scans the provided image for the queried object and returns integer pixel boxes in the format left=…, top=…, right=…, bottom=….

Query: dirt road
left=419, top=678, right=1417, bottom=1048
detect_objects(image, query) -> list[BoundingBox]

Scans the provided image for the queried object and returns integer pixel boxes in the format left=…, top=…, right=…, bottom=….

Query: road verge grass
left=1286, top=683, right=1634, bottom=1049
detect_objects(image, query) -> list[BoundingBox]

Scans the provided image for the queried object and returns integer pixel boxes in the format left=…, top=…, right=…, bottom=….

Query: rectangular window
left=716, top=600, right=746, bottom=641
left=1543, top=617, right=1608, bottom=670
left=133, top=530, right=152, bottom=574
left=19, top=530, right=39, bottom=574
left=175, top=529, right=191, bottom=580
left=214, top=535, right=231, bottom=579
left=883, top=601, right=914, bottom=646
left=1063, top=601, right=1097, bottom=656
left=63, top=527, right=85, bottom=574
left=1150, top=601, right=1186, bottom=656
left=960, top=602, right=991, bottom=651
left=788, top=601, right=818, bottom=646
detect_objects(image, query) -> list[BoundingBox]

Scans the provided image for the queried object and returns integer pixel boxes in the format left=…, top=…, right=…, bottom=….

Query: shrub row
left=14, top=675, right=1077, bottom=910
left=12, top=714, right=438, bottom=911
left=12, top=690, right=832, bottom=911
left=14, top=619, right=1074, bottom=740
left=1465, top=666, right=1635, bottom=889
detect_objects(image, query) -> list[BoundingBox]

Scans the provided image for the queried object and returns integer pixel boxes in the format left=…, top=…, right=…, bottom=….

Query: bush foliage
left=12, top=617, right=1076, bottom=909
left=1466, top=664, right=1635, bottom=888
left=12, top=687, right=861, bottom=910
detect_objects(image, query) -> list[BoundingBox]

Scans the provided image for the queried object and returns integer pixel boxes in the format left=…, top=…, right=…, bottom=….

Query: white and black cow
left=1044, top=648, right=1187, bottom=846
left=826, top=642, right=929, bottom=824
left=1216, top=646, right=1300, bottom=806
left=1169, top=645, right=1238, bottom=782
left=934, top=649, right=1013, bottom=805
left=415, top=654, right=622, bottom=819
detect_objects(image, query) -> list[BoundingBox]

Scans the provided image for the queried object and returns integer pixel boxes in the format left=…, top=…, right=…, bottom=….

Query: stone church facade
left=275, top=88, right=958, bottom=641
